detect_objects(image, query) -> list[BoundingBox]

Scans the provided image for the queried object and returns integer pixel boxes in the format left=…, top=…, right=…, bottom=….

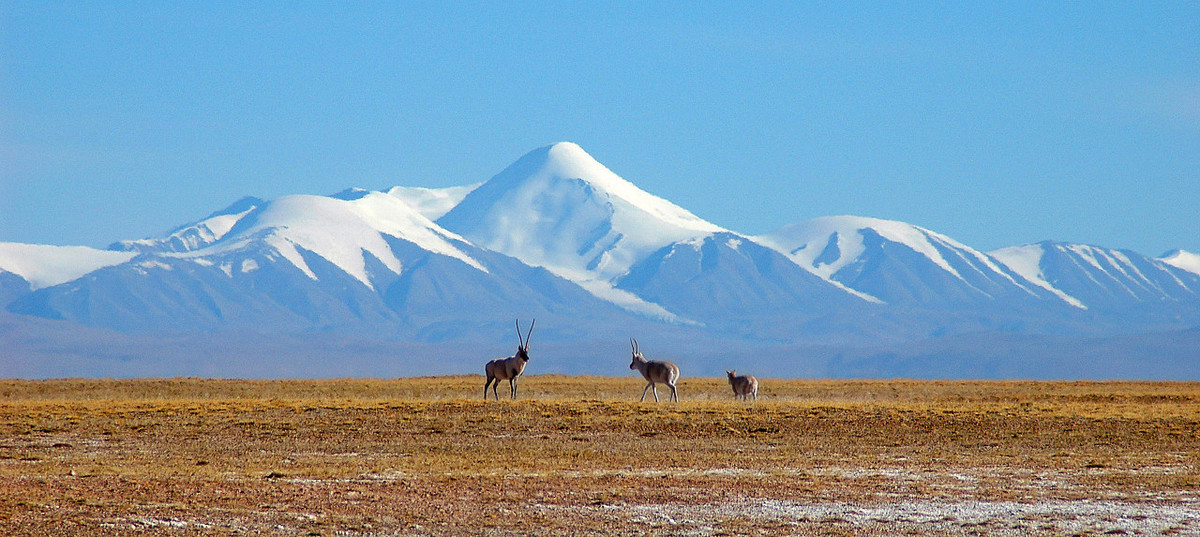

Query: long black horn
left=633, top=338, right=639, bottom=354
left=524, top=319, right=535, bottom=349
left=515, top=319, right=524, bottom=348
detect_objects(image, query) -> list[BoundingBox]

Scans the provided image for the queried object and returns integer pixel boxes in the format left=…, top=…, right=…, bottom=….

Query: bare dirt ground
left=1, top=376, right=1198, bottom=536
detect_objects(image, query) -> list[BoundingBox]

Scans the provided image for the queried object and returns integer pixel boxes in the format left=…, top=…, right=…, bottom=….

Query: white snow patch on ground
left=0, top=243, right=136, bottom=289
left=566, top=498, right=1200, bottom=536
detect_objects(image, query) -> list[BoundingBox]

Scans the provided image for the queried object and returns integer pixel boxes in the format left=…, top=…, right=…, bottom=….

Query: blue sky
left=2, top=2, right=1197, bottom=256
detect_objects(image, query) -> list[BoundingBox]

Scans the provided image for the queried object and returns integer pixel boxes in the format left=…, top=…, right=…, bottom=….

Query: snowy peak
left=438, top=142, right=723, bottom=283
left=105, top=189, right=488, bottom=292
left=197, top=192, right=486, bottom=289
left=757, top=216, right=972, bottom=280
left=992, top=241, right=1200, bottom=310
left=756, top=216, right=1046, bottom=306
left=529, top=142, right=721, bottom=233
left=1160, top=249, right=1200, bottom=276
left=111, top=196, right=264, bottom=254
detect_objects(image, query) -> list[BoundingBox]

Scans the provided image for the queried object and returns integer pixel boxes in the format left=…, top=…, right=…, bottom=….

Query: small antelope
left=484, top=319, right=535, bottom=400
left=628, top=338, right=680, bottom=402
left=726, top=370, right=758, bottom=401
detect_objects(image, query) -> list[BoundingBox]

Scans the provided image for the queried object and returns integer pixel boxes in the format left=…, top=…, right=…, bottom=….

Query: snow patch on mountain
left=0, top=243, right=137, bottom=290
left=989, top=244, right=1087, bottom=309
left=572, top=279, right=695, bottom=324
left=1160, top=249, right=1200, bottom=276
left=1063, top=243, right=1174, bottom=299
left=386, top=184, right=481, bottom=220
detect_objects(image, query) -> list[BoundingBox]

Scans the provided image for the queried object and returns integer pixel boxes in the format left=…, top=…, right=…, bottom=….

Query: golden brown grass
left=2, top=376, right=1198, bottom=536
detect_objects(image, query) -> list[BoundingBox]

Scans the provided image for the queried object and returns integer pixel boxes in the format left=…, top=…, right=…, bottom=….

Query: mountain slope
left=756, top=216, right=1056, bottom=308
left=991, top=241, right=1200, bottom=312
left=615, top=232, right=869, bottom=333
left=0, top=270, right=31, bottom=307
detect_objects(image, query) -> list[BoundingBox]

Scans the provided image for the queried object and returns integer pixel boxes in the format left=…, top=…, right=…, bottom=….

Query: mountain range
left=2, top=142, right=1198, bottom=379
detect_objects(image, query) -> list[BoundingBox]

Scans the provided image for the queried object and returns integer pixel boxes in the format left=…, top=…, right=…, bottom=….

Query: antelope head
left=726, top=369, right=737, bottom=379
left=515, top=319, right=535, bottom=361
left=629, top=338, right=645, bottom=370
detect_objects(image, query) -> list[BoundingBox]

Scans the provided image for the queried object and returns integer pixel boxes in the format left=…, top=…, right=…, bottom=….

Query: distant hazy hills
left=2, top=142, right=1198, bottom=379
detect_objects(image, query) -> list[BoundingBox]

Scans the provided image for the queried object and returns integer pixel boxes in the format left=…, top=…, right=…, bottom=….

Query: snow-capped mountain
left=117, top=190, right=491, bottom=290
left=3, top=141, right=1199, bottom=379
left=755, top=216, right=1058, bottom=308
left=437, top=143, right=726, bottom=318
left=191, top=191, right=487, bottom=289
left=991, top=241, right=1200, bottom=311
left=8, top=188, right=639, bottom=334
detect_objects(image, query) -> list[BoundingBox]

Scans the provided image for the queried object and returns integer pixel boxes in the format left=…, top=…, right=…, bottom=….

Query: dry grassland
left=1, top=376, right=1198, bottom=536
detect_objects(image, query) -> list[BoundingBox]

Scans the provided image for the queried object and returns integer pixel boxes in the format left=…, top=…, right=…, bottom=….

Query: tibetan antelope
left=628, top=338, right=680, bottom=402
left=484, top=319, right=535, bottom=400
left=726, top=370, right=758, bottom=401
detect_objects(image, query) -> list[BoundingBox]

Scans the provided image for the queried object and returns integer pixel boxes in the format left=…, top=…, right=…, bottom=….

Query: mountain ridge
left=2, top=141, right=1198, bottom=378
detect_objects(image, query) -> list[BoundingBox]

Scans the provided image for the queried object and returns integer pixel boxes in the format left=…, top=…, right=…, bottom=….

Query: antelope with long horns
left=484, top=319, right=535, bottom=400
left=726, top=370, right=758, bottom=401
left=628, top=338, right=680, bottom=402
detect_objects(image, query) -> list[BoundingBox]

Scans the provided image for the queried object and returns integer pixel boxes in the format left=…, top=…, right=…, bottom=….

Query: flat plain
left=1, top=376, right=1198, bottom=536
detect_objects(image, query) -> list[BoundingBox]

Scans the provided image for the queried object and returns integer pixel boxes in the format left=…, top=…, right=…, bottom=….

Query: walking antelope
left=726, top=370, right=758, bottom=401
left=484, top=319, right=535, bottom=400
left=628, top=338, right=680, bottom=402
